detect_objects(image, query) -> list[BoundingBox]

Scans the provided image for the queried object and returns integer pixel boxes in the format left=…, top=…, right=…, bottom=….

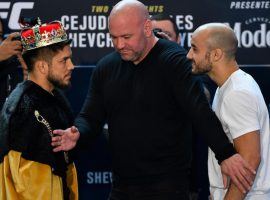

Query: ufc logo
left=0, top=2, right=34, bottom=30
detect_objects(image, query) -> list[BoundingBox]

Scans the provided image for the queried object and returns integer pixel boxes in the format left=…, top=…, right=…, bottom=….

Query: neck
left=208, top=60, right=239, bottom=87
left=133, top=36, right=158, bottom=65
left=28, top=73, right=54, bottom=93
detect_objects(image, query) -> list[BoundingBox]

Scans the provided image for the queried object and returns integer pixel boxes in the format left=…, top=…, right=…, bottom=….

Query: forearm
left=224, top=155, right=259, bottom=200
left=225, top=162, right=257, bottom=200
left=225, top=183, right=246, bottom=200
left=225, top=131, right=261, bottom=199
left=75, top=115, right=103, bottom=149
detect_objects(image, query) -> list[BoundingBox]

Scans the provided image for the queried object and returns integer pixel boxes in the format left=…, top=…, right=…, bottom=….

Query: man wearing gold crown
left=0, top=19, right=78, bottom=200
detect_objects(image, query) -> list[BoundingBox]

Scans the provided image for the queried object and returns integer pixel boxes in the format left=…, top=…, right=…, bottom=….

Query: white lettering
left=241, top=30, right=253, bottom=47
left=0, top=2, right=34, bottom=30
left=230, top=1, right=270, bottom=9
left=86, top=171, right=112, bottom=184
left=232, top=23, right=270, bottom=48
left=175, top=15, right=194, bottom=30
left=61, top=15, right=108, bottom=31
left=0, top=2, right=10, bottom=19
left=69, top=32, right=113, bottom=48
left=185, top=15, right=193, bottom=30
left=9, top=2, right=34, bottom=29
left=179, top=32, right=192, bottom=47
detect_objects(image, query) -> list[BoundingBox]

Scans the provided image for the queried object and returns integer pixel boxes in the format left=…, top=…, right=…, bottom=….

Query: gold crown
left=21, top=19, right=70, bottom=53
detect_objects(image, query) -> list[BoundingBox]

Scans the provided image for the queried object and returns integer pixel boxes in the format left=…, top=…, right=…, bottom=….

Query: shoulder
left=230, top=70, right=257, bottom=89
left=91, top=51, right=122, bottom=77
left=10, top=84, right=36, bottom=120
left=226, top=71, right=260, bottom=102
left=152, top=40, right=192, bottom=80
left=96, top=51, right=121, bottom=69
left=221, top=88, right=258, bottom=118
left=1, top=81, right=34, bottom=116
left=156, top=39, right=187, bottom=57
left=223, top=71, right=257, bottom=103
left=156, top=40, right=191, bottom=69
left=1, top=82, right=37, bottom=140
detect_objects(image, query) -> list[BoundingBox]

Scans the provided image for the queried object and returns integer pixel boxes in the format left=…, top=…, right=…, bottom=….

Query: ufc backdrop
left=1, top=0, right=270, bottom=199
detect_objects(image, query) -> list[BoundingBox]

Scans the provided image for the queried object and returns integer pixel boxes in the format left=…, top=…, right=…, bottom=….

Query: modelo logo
left=0, top=2, right=34, bottom=30
left=227, top=22, right=270, bottom=48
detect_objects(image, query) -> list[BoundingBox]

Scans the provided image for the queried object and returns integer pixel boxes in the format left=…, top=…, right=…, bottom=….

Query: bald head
left=194, top=23, right=238, bottom=59
left=109, top=0, right=149, bottom=23
left=108, top=0, right=155, bottom=64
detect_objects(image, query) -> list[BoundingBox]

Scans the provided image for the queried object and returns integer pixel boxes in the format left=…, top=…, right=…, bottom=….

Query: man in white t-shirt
left=187, top=23, right=270, bottom=200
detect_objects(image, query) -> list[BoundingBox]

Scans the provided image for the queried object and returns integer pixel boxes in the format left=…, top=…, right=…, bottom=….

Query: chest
left=102, top=65, right=172, bottom=112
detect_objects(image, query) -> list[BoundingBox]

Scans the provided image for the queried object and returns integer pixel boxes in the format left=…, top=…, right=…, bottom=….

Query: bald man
left=53, top=1, right=255, bottom=199
left=188, top=23, right=270, bottom=200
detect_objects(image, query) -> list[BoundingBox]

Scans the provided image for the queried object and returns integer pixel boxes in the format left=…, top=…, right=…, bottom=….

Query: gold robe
left=0, top=150, right=78, bottom=200
left=0, top=81, right=79, bottom=200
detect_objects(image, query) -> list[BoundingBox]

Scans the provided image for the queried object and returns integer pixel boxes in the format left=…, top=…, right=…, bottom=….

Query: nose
left=68, top=59, right=75, bottom=71
left=186, top=49, right=192, bottom=60
left=114, top=38, right=125, bottom=50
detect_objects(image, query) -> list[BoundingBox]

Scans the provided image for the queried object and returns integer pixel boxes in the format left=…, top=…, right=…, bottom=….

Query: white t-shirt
left=208, top=69, right=270, bottom=199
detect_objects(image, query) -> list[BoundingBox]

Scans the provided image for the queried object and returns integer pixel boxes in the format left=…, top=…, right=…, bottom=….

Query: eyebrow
left=58, top=54, right=72, bottom=62
left=64, top=55, right=71, bottom=59
left=110, top=33, right=132, bottom=38
left=191, top=43, right=196, bottom=48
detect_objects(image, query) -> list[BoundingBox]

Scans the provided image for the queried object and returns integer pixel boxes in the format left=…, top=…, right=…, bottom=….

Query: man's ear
left=144, top=19, right=153, bottom=37
left=211, top=48, right=223, bottom=62
left=35, top=60, right=49, bottom=74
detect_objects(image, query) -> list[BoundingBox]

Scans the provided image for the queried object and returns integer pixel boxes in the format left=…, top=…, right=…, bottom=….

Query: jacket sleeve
left=75, top=65, right=107, bottom=149
left=167, top=49, right=236, bottom=164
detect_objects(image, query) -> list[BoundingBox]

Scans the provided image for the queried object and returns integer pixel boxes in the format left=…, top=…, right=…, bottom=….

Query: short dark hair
left=22, top=40, right=71, bottom=72
left=150, top=13, right=179, bottom=36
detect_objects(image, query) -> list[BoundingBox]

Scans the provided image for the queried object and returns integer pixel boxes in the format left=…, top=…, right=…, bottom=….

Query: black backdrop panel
left=1, top=0, right=270, bottom=65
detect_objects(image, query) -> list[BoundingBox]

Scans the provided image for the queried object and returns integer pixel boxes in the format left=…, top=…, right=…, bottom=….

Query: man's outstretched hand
left=52, top=126, right=80, bottom=152
left=221, top=153, right=256, bottom=194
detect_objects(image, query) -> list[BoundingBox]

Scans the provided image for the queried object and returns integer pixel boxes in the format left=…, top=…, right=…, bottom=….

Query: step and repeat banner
left=1, top=1, right=269, bottom=199
left=1, top=0, right=269, bottom=65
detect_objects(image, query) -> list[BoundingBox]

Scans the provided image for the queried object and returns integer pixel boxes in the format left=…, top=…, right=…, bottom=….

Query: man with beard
left=0, top=19, right=78, bottom=200
left=52, top=1, right=255, bottom=199
left=187, top=23, right=270, bottom=199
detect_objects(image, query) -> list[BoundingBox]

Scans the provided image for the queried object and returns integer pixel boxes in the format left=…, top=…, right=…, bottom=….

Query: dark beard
left=47, top=75, right=70, bottom=89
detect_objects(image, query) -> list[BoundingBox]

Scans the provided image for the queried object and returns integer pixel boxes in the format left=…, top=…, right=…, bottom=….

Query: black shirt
left=75, top=39, right=235, bottom=184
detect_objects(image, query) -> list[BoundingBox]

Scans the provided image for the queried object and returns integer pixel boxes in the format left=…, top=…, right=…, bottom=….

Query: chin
left=120, top=55, right=131, bottom=61
left=192, top=69, right=203, bottom=75
left=56, top=82, right=71, bottom=89
left=191, top=68, right=198, bottom=74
